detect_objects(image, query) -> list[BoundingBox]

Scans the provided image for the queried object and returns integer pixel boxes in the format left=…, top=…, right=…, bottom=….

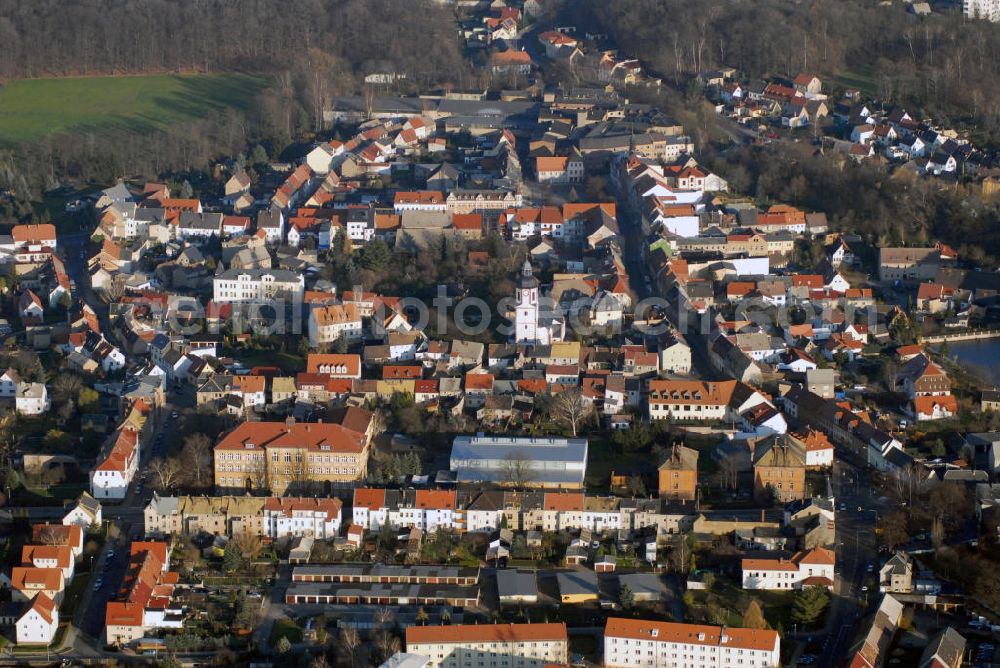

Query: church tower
left=515, top=260, right=539, bottom=344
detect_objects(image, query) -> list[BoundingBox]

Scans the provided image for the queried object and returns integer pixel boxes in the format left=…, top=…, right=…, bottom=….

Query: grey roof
left=436, top=99, right=537, bottom=118
left=617, top=573, right=667, bottom=600
left=941, top=469, right=988, bottom=483
left=178, top=211, right=222, bottom=231
left=496, top=570, right=538, bottom=600
left=71, top=492, right=102, bottom=516
left=215, top=267, right=301, bottom=282
left=292, top=564, right=478, bottom=581
left=285, top=581, right=478, bottom=602
left=134, top=207, right=166, bottom=222
left=100, top=182, right=135, bottom=206
left=882, top=552, right=911, bottom=575
left=919, top=626, right=965, bottom=668
left=148, top=494, right=180, bottom=516
left=556, top=570, right=599, bottom=596
left=450, top=434, right=588, bottom=485
left=327, top=95, right=432, bottom=116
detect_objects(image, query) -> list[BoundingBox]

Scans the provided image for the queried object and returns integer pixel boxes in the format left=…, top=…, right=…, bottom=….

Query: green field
left=0, top=73, right=269, bottom=145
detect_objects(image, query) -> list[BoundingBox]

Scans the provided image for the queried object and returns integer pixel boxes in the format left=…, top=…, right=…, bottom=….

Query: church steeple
left=520, top=259, right=538, bottom=289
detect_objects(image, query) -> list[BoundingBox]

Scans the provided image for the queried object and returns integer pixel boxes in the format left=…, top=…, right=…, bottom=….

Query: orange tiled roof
left=605, top=618, right=778, bottom=652
left=408, top=623, right=567, bottom=645
left=215, top=422, right=365, bottom=454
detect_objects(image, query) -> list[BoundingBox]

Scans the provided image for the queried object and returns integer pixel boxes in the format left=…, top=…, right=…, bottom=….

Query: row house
left=15, top=592, right=58, bottom=646
left=352, top=488, right=460, bottom=533
left=783, top=386, right=906, bottom=471
left=105, top=542, right=181, bottom=646
left=263, top=497, right=343, bottom=539
left=271, top=165, right=315, bottom=211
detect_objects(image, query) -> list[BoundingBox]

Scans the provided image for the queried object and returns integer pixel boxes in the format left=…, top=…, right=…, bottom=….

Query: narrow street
left=818, top=457, right=883, bottom=668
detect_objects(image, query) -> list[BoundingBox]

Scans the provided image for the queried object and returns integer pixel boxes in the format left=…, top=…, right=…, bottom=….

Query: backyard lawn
left=0, top=73, right=268, bottom=146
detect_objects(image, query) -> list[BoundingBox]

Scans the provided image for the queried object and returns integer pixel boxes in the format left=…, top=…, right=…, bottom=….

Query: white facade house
left=604, top=618, right=780, bottom=668
left=212, top=268, right=305, bottom=310
left=15, top=383, right=50, bottom=416
left=648, top=380, right=731, bottom=422
left=0, top=368, right=20, bottom=397
left=305, top=141, right=345, bottom=174
left=741, top=547, right=836, bottom=590
left=91, top=427, right=142, bottom=501
left=62, top=493, right=103, bottom=529
left=352, top=489, right=459, bottom=533
left=15, top=594, right=58, bottom=646
left=308, top=303, right=364, bottom=348
left=263, top=498, right=342, bottom=539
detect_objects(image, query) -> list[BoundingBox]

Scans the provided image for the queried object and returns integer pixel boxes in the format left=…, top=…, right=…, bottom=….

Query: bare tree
left=718, top=453, right=740, bottom=491
left=179, top=433, right=214, bottom=489
left=340, top=626, right=361, bottom=668
left=286, top=451, right=316, bottom=495
left=501, top=451, right=535, bottom=488
left=36, top=525, right=64, bottom=546
left=373, top=607, right=399, bottom=664
left=551, top=388, right=593, bottom=437
left=231, top=530, right=264, bottom=562
left=102, top=274, right=127, bottom=304
left=149, top=457, right=182, bottom=491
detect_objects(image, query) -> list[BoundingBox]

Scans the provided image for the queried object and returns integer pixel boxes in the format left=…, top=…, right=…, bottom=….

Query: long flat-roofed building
left=406, top=623, right=568, bottom=668
left=449, top=434, right=588, bottom=489
left=290, top=564, right=479, bottom=585
left=285, top=581, right=479, bottom=607
left=604, top=617, right=780, bottom=668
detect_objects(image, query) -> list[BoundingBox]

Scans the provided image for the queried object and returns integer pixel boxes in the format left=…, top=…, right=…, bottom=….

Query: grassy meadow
left=0, top=73, right=268, bottom=146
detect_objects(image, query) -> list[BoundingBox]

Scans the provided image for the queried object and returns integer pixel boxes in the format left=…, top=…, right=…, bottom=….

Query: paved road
left=77, top=539, right=131, bottom=640
left=818, top=456, right=884, bottom=668
left=59, top=232, right=112, bottom=334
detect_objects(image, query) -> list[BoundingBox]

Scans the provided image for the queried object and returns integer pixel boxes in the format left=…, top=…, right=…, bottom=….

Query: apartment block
left=406, top=623, right=568, bottom=668
left=603, top=617, right=780, bottom=668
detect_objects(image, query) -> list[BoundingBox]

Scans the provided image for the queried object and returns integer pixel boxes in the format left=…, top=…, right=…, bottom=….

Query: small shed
left=594, top=554, right=617, bottom=573
left=557, top=570, right=599, bottom=604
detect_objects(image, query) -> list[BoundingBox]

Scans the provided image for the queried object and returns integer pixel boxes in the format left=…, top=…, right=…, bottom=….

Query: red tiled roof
left=215, top=422, right=365, bottom=454
left=353, top=488, right=387, bottom=510
left=543, top=492, right=584, bottom=511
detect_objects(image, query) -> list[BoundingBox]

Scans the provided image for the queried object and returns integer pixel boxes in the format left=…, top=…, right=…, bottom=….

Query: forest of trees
left=566, top=0, right=1000, bottom=143
left=0, top=0, right=467, bottom=87
left=705, top=140, right=1000, bottom=264
left=0, top=0, right=472, bottom=198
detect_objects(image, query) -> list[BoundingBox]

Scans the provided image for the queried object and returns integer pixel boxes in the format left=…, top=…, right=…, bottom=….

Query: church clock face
left=522, top=290, right=531, bottom=302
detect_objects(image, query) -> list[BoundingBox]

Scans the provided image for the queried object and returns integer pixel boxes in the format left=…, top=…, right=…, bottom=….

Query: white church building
left=513, top=261, right=564, bottom=345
